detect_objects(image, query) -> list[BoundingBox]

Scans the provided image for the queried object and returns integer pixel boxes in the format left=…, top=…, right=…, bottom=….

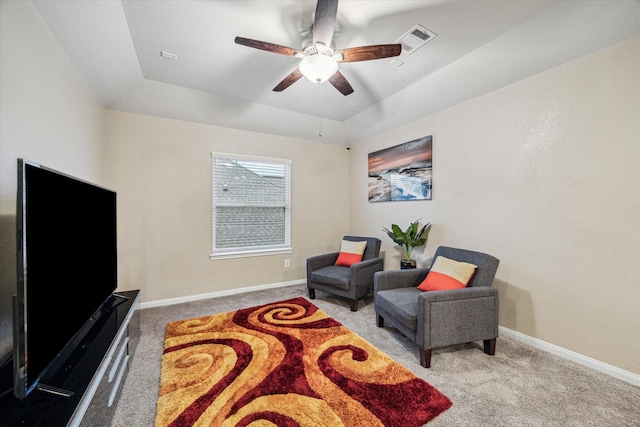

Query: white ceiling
left=32, top=0, right=639, bottom=146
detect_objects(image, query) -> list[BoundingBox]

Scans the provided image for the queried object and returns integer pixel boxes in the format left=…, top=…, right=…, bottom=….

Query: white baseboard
left=499, top=326, right=640, bottom=387
left=137, top=279, right=306, bottom=310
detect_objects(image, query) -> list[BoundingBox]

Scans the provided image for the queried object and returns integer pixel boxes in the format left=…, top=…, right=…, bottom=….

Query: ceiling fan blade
left=235, top=36, right=302, bottom=57
left=312, top=0, right=338, bottom=47
left=328, top=71, right=354, bottom=96
left=335, top=44, right=402, bottom=62
left=273, top=68, right=304, bottom=92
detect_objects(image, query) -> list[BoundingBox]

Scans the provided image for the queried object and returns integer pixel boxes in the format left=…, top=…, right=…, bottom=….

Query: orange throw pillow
left=334, top=240, right=367, bottom=267
left=418, top=256, right=477, bottom=291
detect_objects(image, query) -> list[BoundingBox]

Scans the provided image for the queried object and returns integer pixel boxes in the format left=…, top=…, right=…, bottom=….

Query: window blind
left=211, top=153, right=291, bottom=258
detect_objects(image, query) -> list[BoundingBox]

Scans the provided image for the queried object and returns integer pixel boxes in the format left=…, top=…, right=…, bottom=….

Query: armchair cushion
left=310, top=265, right=351, bottom=290
left=334, top=239, right=368, bottom=266
left=375, top=287, right=420, bottom=331
left=417, top=256, right=477, bottom=291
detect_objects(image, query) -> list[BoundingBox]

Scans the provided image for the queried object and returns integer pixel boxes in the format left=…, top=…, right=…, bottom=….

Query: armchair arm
left=416, top=286, right=499, bottom=349
left=374, top=268, right=429, bottom=293
left=350, top=256, right=384, bottom=272
left=350, top=257, right=384, bottom=290
left=417, top=285, right=498, bottom=303
left=307, top=252, right=339, bottom=271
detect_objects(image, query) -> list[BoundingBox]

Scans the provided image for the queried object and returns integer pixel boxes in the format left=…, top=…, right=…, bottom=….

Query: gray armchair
left=307, top=236, right=383, bottom=311
left=374, top=246, right=500, bottom=367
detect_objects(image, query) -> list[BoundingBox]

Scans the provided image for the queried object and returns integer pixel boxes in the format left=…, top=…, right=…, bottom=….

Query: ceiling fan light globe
left=299, top=54, right=338, bottom=84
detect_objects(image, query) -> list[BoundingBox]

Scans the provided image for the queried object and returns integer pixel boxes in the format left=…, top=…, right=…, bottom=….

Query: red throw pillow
left=334, top=240, right=367, bottom=267
left=418, top=256, right=477, bottom=291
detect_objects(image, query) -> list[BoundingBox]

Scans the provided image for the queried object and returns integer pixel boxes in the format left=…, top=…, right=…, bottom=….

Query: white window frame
left=210, top=152, right=292, bottom=260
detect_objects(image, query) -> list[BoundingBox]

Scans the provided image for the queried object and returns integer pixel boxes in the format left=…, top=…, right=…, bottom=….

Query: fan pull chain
left=318, top=84, right=324, bottom=138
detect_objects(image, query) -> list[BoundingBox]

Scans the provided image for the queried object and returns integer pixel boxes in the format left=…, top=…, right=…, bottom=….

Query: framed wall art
left=368, top=135, right=432, bottom=202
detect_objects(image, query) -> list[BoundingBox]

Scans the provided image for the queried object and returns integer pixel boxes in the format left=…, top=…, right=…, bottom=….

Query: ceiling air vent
left=396, top=25, right=437, bottom=55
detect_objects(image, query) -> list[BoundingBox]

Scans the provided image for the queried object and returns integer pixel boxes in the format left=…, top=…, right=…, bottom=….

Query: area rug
left=155, top=297, right=452, bottom=426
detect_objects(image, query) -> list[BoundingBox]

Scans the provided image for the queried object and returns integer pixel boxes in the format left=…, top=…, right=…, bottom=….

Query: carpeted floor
left=112, top=284, right=640, bottom=426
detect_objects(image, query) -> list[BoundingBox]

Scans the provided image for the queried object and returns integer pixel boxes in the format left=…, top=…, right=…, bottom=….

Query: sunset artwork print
left=368, top=136, right=433, bottom=202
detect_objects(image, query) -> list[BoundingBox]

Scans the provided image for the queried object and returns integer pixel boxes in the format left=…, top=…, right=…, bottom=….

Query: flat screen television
left=13, top=159, right=117, bottom=399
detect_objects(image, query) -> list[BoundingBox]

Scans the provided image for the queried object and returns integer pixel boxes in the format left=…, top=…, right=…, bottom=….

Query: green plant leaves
left=382, top=219, right=431, bottom=260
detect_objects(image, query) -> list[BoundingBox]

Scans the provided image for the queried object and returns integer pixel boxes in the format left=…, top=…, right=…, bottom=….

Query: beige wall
left=103, top=111, right=350, bottom=302
left=0, top=1, right=105, bottom=357
left=349, top=37, right=640, bottom=374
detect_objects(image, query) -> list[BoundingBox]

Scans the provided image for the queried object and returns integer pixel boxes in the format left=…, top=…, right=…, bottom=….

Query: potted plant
left=382, top=220, right=431, bottom=269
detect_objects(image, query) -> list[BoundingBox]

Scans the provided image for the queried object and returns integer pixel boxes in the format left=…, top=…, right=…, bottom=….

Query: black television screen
left=14, top=159, right=117, bottom=399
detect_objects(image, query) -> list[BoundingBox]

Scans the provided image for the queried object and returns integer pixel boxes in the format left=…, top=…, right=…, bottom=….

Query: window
left=210, top=152, right=291, bottom=259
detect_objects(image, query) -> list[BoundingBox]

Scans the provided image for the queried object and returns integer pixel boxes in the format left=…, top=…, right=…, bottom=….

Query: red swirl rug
left=155, top=297, right=452, bottom=426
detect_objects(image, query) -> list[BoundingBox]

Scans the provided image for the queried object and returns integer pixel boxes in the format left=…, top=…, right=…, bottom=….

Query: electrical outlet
left=284, top=259, right=290, bottom=268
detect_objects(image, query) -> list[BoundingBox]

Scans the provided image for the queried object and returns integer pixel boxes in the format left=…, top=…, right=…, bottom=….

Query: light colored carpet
left=112, top=284, right=640, bottom=426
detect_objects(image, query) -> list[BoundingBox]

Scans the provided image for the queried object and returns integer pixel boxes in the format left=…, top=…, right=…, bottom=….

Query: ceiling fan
left=235, top=0, right=402, bottom=96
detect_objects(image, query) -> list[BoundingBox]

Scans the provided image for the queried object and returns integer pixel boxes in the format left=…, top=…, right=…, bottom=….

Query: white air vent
left=160, top=51, right=178, bottom=60
left=396, top=25, right=437, bottom=55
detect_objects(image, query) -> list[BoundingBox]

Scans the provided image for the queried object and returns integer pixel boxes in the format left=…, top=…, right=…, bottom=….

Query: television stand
left=0, top=289, right=140, bottom=426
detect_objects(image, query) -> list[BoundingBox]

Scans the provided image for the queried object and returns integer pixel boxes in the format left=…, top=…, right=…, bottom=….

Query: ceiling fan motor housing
left=301, top=33, right=336, bottom=56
